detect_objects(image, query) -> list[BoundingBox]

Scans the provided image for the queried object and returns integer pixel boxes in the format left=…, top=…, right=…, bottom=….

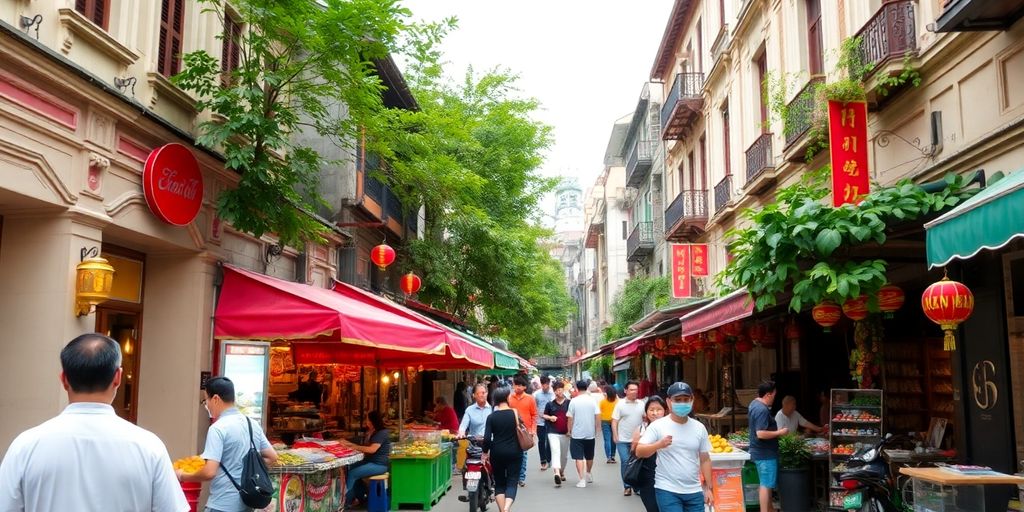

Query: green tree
left=601, top=276, right=671, bottom=343
left=173, top=0, right=411, bottom=246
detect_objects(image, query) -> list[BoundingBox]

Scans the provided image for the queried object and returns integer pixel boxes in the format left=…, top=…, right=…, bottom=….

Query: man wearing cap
left=636, top=382, right=713, bottom=512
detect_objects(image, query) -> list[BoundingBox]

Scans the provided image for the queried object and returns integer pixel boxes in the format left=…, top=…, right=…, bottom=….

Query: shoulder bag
left=511, top=409, right=535, bottom=450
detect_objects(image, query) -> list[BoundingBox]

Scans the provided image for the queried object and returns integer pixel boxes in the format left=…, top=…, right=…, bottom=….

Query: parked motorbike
left=460, top=437, right=492, bottom=512
left=837, top=434, right=912, bottom=511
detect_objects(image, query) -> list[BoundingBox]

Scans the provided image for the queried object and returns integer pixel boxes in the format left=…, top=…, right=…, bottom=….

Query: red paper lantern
left=721, top=321, right=743, bottom=338
left=812, top=300, right=842, bottom=332
left=370, top=243, right=396, bottom=271
left=749, top=323, right=768, bottom=344
left=400, top=272, right=422, bottom=295
left=921, top=277, right=974, bottom=351
left=842, top=294, right=869, bottom=321
left=735, top=336, right=754, bottom=353
left=575, top=349, right=583, bottom=357
left=654, top=338, right=667, bottom=350
left=878, top=284, right=905, bottom=318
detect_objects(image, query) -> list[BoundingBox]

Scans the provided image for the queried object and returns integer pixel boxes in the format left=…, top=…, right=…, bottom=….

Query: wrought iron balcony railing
left=856, top=0, right=917, bottom=82
left=626, top=221, right=655, bottom=262
left=745, top=133, right=774, bottom=182
left=625, top=140, right=654, bottom=187
left=714, top=175, right=733, bottom=215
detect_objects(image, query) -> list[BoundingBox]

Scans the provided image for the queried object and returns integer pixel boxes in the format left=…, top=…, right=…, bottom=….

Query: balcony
left=625, top=140, right=655, bottom=187
left=585, top=220, right=603, bottom=249
left=783, top=76, right=826, bottom=161
left=713, top=175, right=733, bottom=216
left=744, top=133, right=776, bottom=195
left=626, top=221, right=655, bottom=262
left=661, top=72, right=704, bottom=140
left=855, top=1, right=919, bottom=108
left=663, top=190, right=708, bottom=241
left=710, top=24, right=731, bottom=63
left=934, top=0, right=1024, bottom=33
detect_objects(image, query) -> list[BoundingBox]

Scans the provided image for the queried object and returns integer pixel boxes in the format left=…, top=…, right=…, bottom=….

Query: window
left=622, top=221, right=628, bottom=240
left=696, top=20, right=703, bottom=73
left=756, top=51, right=768, bottom=132
left=722, top=104, right=731, bottom=176
left=221, top=12, right=242, bottom=79
left=687, top=151, right=696, bottom=191
left=75, top=0, right=108, bottom=29
left=720, top=0, right=727, bottom=27
left=806, top=0, right=824, bottom=75
left=678, top=161, right=686, bottom=196
left=699, top=136, right=708, bottom=190
left=157, top=0, right=185, bottom=77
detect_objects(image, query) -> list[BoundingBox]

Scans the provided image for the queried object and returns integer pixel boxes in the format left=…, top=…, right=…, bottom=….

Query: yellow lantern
left=75, top=256, right=115, bottom=316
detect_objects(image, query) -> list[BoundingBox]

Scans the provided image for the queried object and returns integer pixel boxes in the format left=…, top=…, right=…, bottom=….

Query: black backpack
left=221, top=416, right=275, bottom=509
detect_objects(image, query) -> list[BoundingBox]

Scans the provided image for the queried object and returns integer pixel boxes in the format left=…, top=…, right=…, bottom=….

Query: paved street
left=432, top=432, right=645, bottom=512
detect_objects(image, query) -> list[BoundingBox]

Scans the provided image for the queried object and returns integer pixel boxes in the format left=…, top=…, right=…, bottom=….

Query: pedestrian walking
left=509, top=374, right=537, bottom=486
left=748, top=380, right=788, bottom=512
left=533, top=375, right=556, bottom=471
left=599, top=385, right=618, bottom=463
left=612, top=380, right=645, bottom=495
left=483, top=387, right=525, bottom=512
left=630, top=395, right=668, bottom=512
left=566, top=379, right=600, bottom=488
left=178, top=376, right=280, bottom=512
left=542, top=380, right=571, bottom=487
left=635, top=382, right=714, bottom=512
left=0, top=333, right=189, bottom=512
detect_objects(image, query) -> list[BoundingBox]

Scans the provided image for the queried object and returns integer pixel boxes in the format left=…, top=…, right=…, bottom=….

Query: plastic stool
left=367, top=473, right=389, bottom=512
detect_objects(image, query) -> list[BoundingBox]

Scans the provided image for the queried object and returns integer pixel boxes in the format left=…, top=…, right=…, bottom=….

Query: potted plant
left=777, top=434, right=813, bottom=512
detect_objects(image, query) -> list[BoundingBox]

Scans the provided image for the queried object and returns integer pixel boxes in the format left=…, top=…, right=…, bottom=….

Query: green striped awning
left=456, top=330, right=520, bottom=370
left=926, top=171, right=1024, bottom=268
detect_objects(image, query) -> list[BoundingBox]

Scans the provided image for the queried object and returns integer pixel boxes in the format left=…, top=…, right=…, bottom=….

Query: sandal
left=624, top=489, right=633, bottom=496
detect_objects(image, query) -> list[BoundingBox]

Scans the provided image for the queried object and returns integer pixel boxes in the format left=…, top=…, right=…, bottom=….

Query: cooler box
left=710, top=449, right=751, bottom=512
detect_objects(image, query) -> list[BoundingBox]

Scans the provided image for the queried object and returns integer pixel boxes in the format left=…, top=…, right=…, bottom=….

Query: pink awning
left=214, top=265, right=492, bottom=369
left=679, top=288, right=755, bottom=336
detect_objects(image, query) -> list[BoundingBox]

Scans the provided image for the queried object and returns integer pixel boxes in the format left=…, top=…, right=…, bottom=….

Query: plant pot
left=777, top=466, right=811, bottom=512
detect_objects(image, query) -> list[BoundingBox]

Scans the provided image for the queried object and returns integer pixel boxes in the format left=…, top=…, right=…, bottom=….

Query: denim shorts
left=754, top=458, right=778, bottom=489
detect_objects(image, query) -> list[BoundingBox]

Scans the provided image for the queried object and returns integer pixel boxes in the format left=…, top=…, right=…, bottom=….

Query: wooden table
left=899, top=467, right=1024, bottom=485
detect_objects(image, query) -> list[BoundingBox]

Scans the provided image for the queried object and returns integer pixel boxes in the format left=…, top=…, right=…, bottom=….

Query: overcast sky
left=399, top=0, right=675, bottom=221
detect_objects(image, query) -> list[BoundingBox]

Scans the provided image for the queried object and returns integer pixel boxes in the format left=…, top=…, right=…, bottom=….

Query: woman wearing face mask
left=630, top=396, right=667, bottom=512
left=634, top=382, right=715, bottom=512
left=344, top=411, right=391, bottom=510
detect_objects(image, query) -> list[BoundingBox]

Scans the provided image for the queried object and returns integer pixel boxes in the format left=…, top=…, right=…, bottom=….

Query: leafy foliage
left=586, top=355, right=613, bottom=379
left=601, top=276, right=671, bottom=343
left=174, top=0, right=410, bottom=246
left=716, top=170, right=976, bottom=312
left=779, top=434, right=812, bottom=469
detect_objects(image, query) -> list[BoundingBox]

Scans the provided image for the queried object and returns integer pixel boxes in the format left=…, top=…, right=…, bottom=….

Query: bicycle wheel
left=900, top=477, right=915, bottom=510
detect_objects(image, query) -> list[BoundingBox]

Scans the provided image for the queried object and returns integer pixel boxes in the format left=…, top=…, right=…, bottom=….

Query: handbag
left=622, top=453, right=645, bottom=488
left=512, top=410, right=535, bottom=450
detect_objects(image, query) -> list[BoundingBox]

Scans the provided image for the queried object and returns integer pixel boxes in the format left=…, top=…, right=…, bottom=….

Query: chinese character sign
left=690, top=244, right=709, bottom=277
left=671, top=244, right=692, bottom=298
left=827, top=100, right=870, bottom=207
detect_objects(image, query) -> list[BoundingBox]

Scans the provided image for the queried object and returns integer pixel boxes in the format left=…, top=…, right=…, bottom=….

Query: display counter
left=389, top=445, right=452, bottom=511
left=709, top=448, right=752, bottom=512
left=258, top=453, right=364, bottom=512
left=899, top=467, right=1024, bottom=512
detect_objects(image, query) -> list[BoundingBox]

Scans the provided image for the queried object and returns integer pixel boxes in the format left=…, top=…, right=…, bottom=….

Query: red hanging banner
left=671, top=244, right=692, bottom=298
left=690, top=243, right=709, bottom=277
left=827, top=100, right=870, bottom=207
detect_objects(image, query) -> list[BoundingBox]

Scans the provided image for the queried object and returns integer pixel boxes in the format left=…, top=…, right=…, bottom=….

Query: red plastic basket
left=181, top=482, right=201, bottom=512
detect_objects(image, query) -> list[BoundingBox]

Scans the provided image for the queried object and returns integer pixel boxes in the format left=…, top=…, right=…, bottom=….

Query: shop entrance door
left=95, top=308, right=142, bottom=422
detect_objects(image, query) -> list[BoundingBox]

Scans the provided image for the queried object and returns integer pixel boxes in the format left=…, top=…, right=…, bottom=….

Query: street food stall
left=199, top=265, right=494, bottom=512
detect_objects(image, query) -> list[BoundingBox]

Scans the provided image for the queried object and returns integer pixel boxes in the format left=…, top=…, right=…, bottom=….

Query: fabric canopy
left=613, top=318, right=682, bottom=358
left=215, top=265, right=491, bottom=369
left=680, top=288, right=754, bottom=336
left=926, top=170, right=1024, bottom=268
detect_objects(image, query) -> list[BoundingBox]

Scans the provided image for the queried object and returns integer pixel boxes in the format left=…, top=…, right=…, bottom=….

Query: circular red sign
left=143, top=143, right=203, bottom=226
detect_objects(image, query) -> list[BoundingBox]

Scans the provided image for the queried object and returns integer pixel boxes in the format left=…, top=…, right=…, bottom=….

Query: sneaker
left=586, top=473, right=593, bottom=483
left=540, top=463, right=549, bottom=471
left=575, top=480, right=587, bottom=488
left=554, top=473, right=562, bottom=486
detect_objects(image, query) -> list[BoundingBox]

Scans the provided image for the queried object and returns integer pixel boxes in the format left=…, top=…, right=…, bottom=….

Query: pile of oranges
left=173, top=455, right=205, bottom=474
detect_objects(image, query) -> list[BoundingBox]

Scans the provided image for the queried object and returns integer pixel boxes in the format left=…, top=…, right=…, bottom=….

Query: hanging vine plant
left=715, top=169, right=976, bottom=313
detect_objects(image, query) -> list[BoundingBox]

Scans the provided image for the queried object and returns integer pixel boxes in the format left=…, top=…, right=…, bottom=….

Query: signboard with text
left=671, top=244, right=691, bottom=298
left=690, top=244, right=709, bottom=276
left=827, top=100, right=870, bottom=207
left=143, top=143, right=204, bottom=226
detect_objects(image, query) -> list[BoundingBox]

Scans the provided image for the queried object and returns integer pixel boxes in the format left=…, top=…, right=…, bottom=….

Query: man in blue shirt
left=178, top=377, right=278, bottom=512
left=747, top=380, right=788, bottom=512
left=458, top=383, right=493, bottom=438
left=533, top=376, right=556, bottom=471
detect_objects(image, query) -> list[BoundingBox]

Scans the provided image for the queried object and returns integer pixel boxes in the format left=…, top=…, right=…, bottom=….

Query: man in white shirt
left=775, top=395, right=823, bottom=434
left=611, top=380, right=645, bottom=496
left=636, top=382, right=714, bottom=512
left=566, top=380, right=601, bottom=488
left=0, top=333, right=189, bottom=512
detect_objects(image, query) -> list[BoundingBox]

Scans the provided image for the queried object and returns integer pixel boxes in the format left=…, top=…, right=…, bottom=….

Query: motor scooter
left=459, top=437, right=493, bottom=512
left=836, top=435, right=912, bottom=511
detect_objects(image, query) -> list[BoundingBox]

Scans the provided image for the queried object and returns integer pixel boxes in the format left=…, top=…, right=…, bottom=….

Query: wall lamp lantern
left=75, top=247, right=115, bottom=317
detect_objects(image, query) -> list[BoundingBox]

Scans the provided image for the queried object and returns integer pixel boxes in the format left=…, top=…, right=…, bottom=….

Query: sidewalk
left=432, top=435, right=643, bottom=512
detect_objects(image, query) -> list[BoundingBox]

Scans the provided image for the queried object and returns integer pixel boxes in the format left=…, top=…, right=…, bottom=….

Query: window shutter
left=158, top=0, right=184, bottom=77
left=221, top=15, right=242, bottom=80
left=92, top=0, right=105, bottom=27
left=75, top=0, right=107, bottom=29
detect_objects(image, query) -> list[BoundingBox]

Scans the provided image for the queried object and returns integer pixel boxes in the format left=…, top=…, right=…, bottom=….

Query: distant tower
left=554, top=177, right=583, bottom=239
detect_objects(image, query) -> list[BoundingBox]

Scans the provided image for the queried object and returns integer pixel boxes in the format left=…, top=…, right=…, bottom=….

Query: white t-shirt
left=775, top=409, right=811, bottom=433
left=611, top=399, right=646, bottom=443
left=639, top=415, right=712, bottom=494
left=566, top=396, right=600, bottom=439
left=0, top=403, right=189, bottom=512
